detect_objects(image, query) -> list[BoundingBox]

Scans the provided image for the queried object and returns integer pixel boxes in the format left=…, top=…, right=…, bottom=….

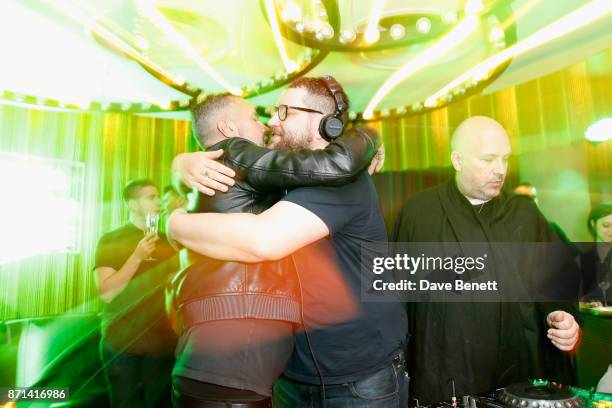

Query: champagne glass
left=598, top=280, right=609, bottom=307
left=144, top=213, right=159, bottom=261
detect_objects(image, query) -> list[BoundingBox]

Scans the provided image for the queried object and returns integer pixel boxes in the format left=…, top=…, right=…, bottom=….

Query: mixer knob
left=521, top=400, right=528, bottom=407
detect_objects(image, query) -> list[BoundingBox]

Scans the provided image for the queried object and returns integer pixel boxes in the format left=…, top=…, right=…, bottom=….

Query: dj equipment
left=419, top=380, right=611, bottom=408
left=496, top=381, right=584, bottom=408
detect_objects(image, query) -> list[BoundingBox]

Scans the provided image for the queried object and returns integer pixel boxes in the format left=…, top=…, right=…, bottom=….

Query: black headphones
left=318, top=75, right=348, bottom=141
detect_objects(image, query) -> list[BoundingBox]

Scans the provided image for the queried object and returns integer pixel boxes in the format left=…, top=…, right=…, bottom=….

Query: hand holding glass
left=144, top=213, right=159, bottom=261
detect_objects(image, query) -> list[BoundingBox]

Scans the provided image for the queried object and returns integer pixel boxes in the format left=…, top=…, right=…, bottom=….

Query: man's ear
left=450, top=151, right=462, bottom=172
left=217, top=120, right=238, bottom=138
left=127, top=199, right=138, bottom=214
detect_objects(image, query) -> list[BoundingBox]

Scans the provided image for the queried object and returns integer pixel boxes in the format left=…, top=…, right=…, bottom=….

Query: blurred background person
left=94, top=179, right=179, bottom=407
left=513, top=182, right=572, bottom=243
left=580, top=201, right=612, bottom=306
left=162, top=185, right=189, bottom=217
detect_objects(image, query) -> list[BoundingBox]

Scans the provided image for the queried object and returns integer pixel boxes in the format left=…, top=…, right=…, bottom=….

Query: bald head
left=191, top=95, right=267, bottom=148
left=450, top=116, right=512, bottom=201
left=451, top=116, right=509, bottom=153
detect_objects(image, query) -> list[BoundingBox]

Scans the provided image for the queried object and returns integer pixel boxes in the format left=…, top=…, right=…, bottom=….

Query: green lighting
left=585, top=118, right=612, bottom=143
left=0, top=153, right=84, bottom=263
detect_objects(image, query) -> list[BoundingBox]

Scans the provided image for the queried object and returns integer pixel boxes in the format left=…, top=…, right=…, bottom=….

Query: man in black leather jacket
left=169, top=93, right=381, bottom=408
left=170, top=78, right=408, bottom=408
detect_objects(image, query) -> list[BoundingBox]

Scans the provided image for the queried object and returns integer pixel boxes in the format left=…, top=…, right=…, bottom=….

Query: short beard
left=276, top=129, right=313, bottom=151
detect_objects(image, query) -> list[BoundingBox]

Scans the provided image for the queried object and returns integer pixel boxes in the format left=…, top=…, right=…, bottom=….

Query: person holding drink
left=94, top=179, right=179, bottom=407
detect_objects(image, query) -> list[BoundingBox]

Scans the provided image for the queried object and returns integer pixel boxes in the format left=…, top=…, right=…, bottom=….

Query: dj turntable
left=496, top=381, right=584, bottom=408
left=422, top=380, right=611, bottom=408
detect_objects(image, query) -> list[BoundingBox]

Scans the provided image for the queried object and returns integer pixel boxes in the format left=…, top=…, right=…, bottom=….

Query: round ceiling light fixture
left=416, top=17, right=431, bottom=34
left=389, top=24, right=406, bottom=40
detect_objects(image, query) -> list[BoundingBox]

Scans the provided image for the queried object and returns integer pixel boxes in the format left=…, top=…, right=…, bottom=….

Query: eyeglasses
left=272, top=105, right=324, bottom=121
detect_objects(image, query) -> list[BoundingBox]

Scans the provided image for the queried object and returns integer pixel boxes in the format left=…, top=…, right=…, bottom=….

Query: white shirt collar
left=465, top=196, right=491, bottom=205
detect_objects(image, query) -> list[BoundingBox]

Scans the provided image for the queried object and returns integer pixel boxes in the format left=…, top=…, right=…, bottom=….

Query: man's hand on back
left=352, top=125, right=384, bottom=175
left=368, top=144, right=385, bottom=175
left=172, top=150, right=236, bottom=196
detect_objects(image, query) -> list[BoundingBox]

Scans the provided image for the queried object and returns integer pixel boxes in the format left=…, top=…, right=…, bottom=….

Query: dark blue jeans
left=273, top=357, right=409, bottom=407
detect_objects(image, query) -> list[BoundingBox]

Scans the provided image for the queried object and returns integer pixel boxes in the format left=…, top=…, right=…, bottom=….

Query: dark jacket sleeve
left=223, top=126, right=380, bottom=192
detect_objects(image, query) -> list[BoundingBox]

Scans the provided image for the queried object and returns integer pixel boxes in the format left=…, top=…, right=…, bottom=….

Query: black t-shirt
left=94, top=223, right=178, bottom=355
left=281, top=172, right=408, bottom=384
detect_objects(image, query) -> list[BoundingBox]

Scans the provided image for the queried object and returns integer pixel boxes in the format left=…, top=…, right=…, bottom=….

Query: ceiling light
left=443, top=11, right=458, bottom=24
left=339, top=29, right=357, bottom=44
left=585, top=118, right=612, bottom=143
left=321, top=24, right=334, bottom=39
left=364, top=0, right=386, bottom=44
left=416, top=17, right=432, bottom=34
left=364, top=28, right=380, bottom=44
left=157, top=100, right=172, bottom=110
left=363, top=15, right=479, bottom=119
left=489, top=27, right=504, bottom=43
left=424, top=97, right=438, bottom=107
left=389, top=24, right=406, bottom=40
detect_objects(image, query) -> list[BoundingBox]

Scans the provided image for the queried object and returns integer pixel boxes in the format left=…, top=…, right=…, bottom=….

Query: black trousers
left=101, top=342, right=174, bottom=407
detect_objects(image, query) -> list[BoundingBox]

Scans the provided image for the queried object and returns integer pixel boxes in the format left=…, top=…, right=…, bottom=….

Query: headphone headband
left=318, top=75, right=348, bottom=141
left=320, top=75, right=347, bottom=115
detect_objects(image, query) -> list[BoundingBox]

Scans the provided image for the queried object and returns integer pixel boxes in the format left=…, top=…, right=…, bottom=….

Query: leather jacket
left=171, top=127, right=380, bottom=328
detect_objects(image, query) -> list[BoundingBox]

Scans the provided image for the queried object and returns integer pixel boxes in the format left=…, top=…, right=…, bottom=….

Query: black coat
left=392, top=179, right=578, bottom=403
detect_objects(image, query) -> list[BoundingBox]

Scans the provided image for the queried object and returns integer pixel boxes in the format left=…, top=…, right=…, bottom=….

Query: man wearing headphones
left=169, top=92, right=382, bottom=408
left=170, top=76, right=409, bottom=407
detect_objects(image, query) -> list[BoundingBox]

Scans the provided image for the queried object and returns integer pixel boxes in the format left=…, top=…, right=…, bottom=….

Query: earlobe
left=217, top=121, right=230, bottom=138
left=227, top=121, right=239, bottom=136
left=127, top=200, right=137, bottom=213
left=451, top=152, right=462, bottom=171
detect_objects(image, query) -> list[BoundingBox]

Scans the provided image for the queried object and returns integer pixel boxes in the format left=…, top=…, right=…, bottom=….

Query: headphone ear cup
left=319, top=115, right=344, bottom=141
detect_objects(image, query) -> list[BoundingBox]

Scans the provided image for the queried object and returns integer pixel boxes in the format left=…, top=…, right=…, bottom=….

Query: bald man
left=393, top=116, right=580, bottom=403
